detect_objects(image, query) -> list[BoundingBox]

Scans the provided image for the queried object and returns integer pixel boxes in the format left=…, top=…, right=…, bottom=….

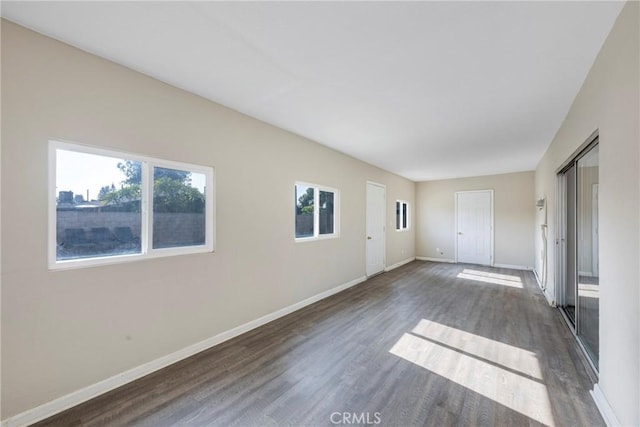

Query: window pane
left=396, top=202, right=401, bottom=229
left=319, top=190, right=334, bottom=235
left=577, top=144, right=599, bottom=366
left=56, top=150, right=142, bottom=260
left=153, top=167, right=206, bottom=249
left=402, top=203, right=408, bottom=229
left=295, top=185, right=314, bottom=238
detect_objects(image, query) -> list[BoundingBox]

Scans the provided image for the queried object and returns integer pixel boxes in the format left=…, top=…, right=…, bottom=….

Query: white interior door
left=366, top=182, right=386, bottom=276
left=456, top=190, right=493, bottom=266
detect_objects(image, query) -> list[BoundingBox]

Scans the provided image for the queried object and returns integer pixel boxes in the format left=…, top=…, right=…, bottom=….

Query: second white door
left=366, top=182, right=386, bottom=276
left=456, top=190, right=493, bottom=266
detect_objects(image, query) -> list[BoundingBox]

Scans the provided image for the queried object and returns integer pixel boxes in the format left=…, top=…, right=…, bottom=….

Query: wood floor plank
left=33, top=261, right=603, bottom=426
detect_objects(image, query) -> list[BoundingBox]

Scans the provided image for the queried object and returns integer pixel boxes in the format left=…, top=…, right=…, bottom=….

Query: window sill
left=295, top=234, right=339, bottom=243
left=49, top=245, right=214, bottom=271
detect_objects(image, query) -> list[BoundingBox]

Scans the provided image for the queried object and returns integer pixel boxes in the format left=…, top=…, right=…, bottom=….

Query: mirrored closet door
left=557, top=136, right=599, bottom=370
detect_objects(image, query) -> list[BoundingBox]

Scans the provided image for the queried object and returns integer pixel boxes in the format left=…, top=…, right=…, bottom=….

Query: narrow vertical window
left=295, top=185, right=314, bottom=238
left=402, top=202, right=408, bottom=229
left=152, top=166, right=207, bottom=249
left=396, top=200, right=410, bottom=231
left=319, top=190, right=334, bottom=235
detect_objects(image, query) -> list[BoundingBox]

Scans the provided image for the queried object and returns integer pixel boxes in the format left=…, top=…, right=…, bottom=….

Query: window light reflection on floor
left=457, top=269, right=523, bottom=288
left=389, top=319, right=554, bottom=426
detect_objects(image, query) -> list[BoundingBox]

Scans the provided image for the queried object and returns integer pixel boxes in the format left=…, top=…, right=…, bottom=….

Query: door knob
left=367, top=236, right=372, bottom=240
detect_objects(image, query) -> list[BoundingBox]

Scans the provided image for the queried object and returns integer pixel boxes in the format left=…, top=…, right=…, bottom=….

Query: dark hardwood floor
left=34, top=261, right=603, bottom=426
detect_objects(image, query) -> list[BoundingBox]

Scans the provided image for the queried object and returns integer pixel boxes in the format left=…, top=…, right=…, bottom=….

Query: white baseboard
left=0, top=275, right=367, bottom=427
left=532, top=268, right=555, bottom=306
left=541, top=286, right=555, bottom=306
left=591, top=383, right=622, bottom=426
left=384, top=256, right=415, bottom=272
left=416, top=256, right=455, bottom=263
left=532, top=268, right=542, bottom=286
left=493, top=263, right=533, bottom=271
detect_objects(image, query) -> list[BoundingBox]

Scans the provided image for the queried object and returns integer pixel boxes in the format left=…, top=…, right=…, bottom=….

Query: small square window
left=295, top=182, right=339, bottom=241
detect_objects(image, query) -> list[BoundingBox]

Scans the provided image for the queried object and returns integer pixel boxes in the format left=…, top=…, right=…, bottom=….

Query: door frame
left=592, top=183, right=599, bottom=277
left=556, top=172, right=569, bottom=312
left=454, top=189, right=494, bottom=266
left=554, top=131, right=599, bottom=374
left=366, top=181, right=386, bottom=277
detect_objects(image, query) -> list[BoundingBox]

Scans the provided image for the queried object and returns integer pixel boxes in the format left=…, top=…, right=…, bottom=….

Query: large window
left=396, top=200, right=410, bottom=231
left=49, top=140, right=214, bottom=269
left=295, top=182, right=339, bottom=241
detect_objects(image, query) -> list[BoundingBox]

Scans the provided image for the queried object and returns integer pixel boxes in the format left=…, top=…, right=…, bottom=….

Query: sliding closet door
left=556, top=137, right=599, bottom=370
left=564, top=165, right=577, bottom=325
left=577, top=144, right=599, bottom=365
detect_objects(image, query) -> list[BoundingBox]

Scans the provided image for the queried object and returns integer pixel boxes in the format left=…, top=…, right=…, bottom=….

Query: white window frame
left=294, top=181, right=340, bottom=242
left=396, top=200, right=410, bottom=231
left=49, top=140, right=215, bottom=270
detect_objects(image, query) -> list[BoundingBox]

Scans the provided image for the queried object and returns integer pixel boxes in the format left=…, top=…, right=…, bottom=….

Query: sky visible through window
left=56, top=149, right=206, bottom=202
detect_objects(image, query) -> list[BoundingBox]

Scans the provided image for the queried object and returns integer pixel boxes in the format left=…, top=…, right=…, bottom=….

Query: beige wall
left=534, top=2, right=639, bottom=424
left=0, top=21, right=415, bottom=418
left=416, top=172, right=535, bottom=268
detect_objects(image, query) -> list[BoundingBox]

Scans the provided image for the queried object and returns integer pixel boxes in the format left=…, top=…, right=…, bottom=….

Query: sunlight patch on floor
left=457, top=269, right=523, bottom=288
left=411, top=319, right=542, bottom=380
left=390, top=321, right=554, bottom=426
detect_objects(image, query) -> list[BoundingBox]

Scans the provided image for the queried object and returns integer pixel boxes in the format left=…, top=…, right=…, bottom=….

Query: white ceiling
left=1, top=1, right=624, bottom=181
